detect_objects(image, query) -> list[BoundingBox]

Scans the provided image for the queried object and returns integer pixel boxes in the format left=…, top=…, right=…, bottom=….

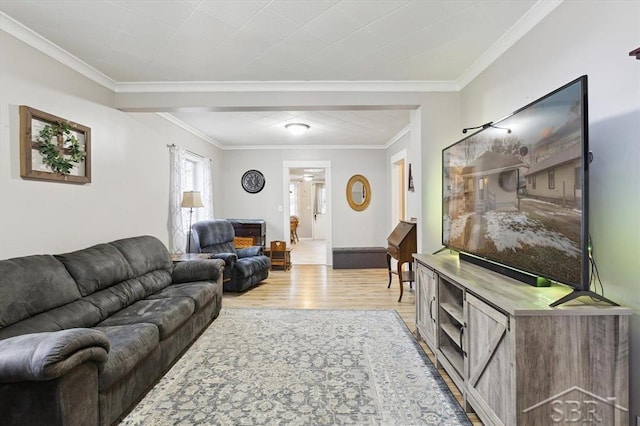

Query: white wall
left=219, top=148, right=388, bottom=249
left=387, top=132, right=410, bottom=229
left=458, top=1, right=640, bottom=419
left=417, top=95, right=461, bottom=254
left=114, top=88, right=461, bottom=256
left=0, top=31, right=223, bottom=258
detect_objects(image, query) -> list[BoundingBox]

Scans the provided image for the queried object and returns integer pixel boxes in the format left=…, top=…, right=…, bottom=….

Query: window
left=169, top=146, right=213, bottom=254
left=574, top=167, right=581, bottom=189
left=183, top=153, right=207, bottom=222
left=548, top=170, right=555, bottom=190
left=532, top=175, right=537, bottom=189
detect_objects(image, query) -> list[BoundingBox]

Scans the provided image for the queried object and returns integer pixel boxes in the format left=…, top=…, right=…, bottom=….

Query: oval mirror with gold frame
left=346, top=174, right=371, bottom=211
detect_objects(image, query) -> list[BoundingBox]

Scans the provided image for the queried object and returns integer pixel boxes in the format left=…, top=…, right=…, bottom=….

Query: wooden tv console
left=414, top=252, right=631, bottom=426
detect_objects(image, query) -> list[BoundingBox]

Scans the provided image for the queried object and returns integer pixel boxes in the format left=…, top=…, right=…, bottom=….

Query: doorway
left=391, top=149, right=407, bottom=226
left=283, top=161, right=332, bottom=265
left=389, top=150, right=407, bottom=274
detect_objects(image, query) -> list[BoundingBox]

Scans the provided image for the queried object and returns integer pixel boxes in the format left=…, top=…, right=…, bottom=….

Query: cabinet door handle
left=429, top=297, right=435, bottom=321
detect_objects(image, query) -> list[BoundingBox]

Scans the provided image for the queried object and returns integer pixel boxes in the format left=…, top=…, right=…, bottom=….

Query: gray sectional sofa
left=0, top=235, right=225, bottom=426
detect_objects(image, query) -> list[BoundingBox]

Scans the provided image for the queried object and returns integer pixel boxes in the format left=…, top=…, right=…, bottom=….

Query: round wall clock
left=241, top=169, right=265, bottom=193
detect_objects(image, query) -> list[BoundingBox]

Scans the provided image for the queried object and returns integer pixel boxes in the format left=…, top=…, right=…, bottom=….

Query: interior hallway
left=289, top=238, right=326, bottom=265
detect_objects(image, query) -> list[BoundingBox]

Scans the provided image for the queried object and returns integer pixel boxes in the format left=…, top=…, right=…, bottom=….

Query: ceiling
left=289, top=167, right=325, bottom=183
left=0, top=0, right=554, bottom=149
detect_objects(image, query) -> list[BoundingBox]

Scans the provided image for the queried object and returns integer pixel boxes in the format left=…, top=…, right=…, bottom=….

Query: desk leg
left=408, top=262, right=413, bottom=289
left=387, top=253, right=392, bottom=288
left=397, top=261, right=404, bottom=302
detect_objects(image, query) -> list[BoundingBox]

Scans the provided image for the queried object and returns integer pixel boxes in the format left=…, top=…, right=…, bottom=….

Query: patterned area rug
left=121, top=308, right=470, bottom=425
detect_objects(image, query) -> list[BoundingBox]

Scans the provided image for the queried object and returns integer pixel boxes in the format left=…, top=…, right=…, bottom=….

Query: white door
left=313, top=212, right=326, bottom=239
left=312, top=182, right=327, bottom=240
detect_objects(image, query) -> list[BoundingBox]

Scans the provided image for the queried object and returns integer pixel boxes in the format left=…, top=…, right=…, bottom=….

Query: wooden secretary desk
left=386, top=220, right=417, bottom=302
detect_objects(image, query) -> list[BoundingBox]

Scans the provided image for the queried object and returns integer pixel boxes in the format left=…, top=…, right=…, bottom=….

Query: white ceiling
left=170, top=108, right=412, bottom=148
left=0, top=0, right=556, bottom=149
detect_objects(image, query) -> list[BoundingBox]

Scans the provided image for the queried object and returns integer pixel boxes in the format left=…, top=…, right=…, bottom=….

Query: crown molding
left=156, top=113, right=224, bottom=149
left=457, top=0, right=563, bottom=89
left=385, top=125, right=411, bottom=149
left=3, top=1, right=560, bottom=95
left=115, top=80, right=458, bottom=93
left=0, top=14, right=457, bottom=94
left=0, top=12, right=117, bottom=91
left=2, top=3, right=561, bottom=151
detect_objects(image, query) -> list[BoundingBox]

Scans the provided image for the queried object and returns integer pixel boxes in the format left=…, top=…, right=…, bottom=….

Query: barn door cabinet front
left=415, top=261, right=438, bottom=352
left=465, top=293, right=512, bottom=425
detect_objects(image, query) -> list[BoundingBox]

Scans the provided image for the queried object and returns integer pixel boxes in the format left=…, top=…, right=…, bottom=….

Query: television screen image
left=442, top=76, right=588, bottom=289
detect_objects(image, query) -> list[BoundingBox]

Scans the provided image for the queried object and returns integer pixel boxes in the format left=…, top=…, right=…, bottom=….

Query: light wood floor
left=223, top=265, right=482, bottom=425
left=289, top=238, right=326, bottom=265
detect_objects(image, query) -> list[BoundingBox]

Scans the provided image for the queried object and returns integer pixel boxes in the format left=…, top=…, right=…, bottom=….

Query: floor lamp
left=181, top=191, right=204, bottom=254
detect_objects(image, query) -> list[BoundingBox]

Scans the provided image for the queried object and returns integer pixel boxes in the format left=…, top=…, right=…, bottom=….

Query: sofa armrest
left=172, top=258, right=225, bottom=283
left=211, top=252, right=238, bottom=265
left=237, top=246, right=264, bottom=258
left=0, top=328, right=109, bottom=383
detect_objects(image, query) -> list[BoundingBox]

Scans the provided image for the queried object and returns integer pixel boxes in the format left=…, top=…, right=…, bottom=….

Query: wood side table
left=264, top=248, right=292, bottom=271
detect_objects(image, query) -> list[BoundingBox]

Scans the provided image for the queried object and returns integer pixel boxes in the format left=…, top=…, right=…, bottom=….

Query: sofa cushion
left=110, top=236, right=172, bottom=277
left=97, top=298, right=195, bottom=340
left=0, top=255, right=80, bottom=330
left=55, top=244, right=134, bottom=296
left=234, top=256, right=271, bottom=279
left=202, top=242, right=236, bottom=255
left=191, top=220, right=236, bottom=254
left=82, top=278, right=147, bottom=322
left=137, top=270, right=173, bottom=296
left=0, top=299, right=101, bottom=340
left=146, top=282, right=217, bottom=311
left=93, top=324, right=159, bottom=391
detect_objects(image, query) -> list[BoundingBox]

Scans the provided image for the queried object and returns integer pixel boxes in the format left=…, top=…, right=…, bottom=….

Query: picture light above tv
left=441, top=75, right=617, bottom=307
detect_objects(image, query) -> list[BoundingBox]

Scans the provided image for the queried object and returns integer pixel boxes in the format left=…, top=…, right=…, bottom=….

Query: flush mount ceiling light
left=285, top=123, right=310, bottom=135
left=302, top=174, right=313, bottom=182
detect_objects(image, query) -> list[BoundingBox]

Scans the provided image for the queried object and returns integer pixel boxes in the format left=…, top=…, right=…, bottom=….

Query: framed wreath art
left=20, top=106, right=91, bottom=184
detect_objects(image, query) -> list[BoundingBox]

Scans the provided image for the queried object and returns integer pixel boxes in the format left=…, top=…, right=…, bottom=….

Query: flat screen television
left=442, top=75, right=614, bottom=307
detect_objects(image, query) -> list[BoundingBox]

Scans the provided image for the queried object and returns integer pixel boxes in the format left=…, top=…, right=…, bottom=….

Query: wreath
left=36, top=121, right=87, bottom=174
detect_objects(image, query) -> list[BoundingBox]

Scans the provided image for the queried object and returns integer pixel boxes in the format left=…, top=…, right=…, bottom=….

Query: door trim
left=283, top=160, right=332, bottom=265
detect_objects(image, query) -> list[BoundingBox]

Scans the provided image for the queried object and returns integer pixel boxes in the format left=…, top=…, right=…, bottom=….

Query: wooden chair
left=269, top=240, right=291, bottom=271
left=290, top=216, right=299, bottom=244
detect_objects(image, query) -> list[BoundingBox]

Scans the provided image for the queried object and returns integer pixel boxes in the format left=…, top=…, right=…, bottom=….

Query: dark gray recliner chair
left=188, top=219, right=271, bottom=292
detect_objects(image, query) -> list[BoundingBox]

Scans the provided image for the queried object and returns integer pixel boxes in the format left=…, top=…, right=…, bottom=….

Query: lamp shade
left=181, top=191, right=204, bottom=208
